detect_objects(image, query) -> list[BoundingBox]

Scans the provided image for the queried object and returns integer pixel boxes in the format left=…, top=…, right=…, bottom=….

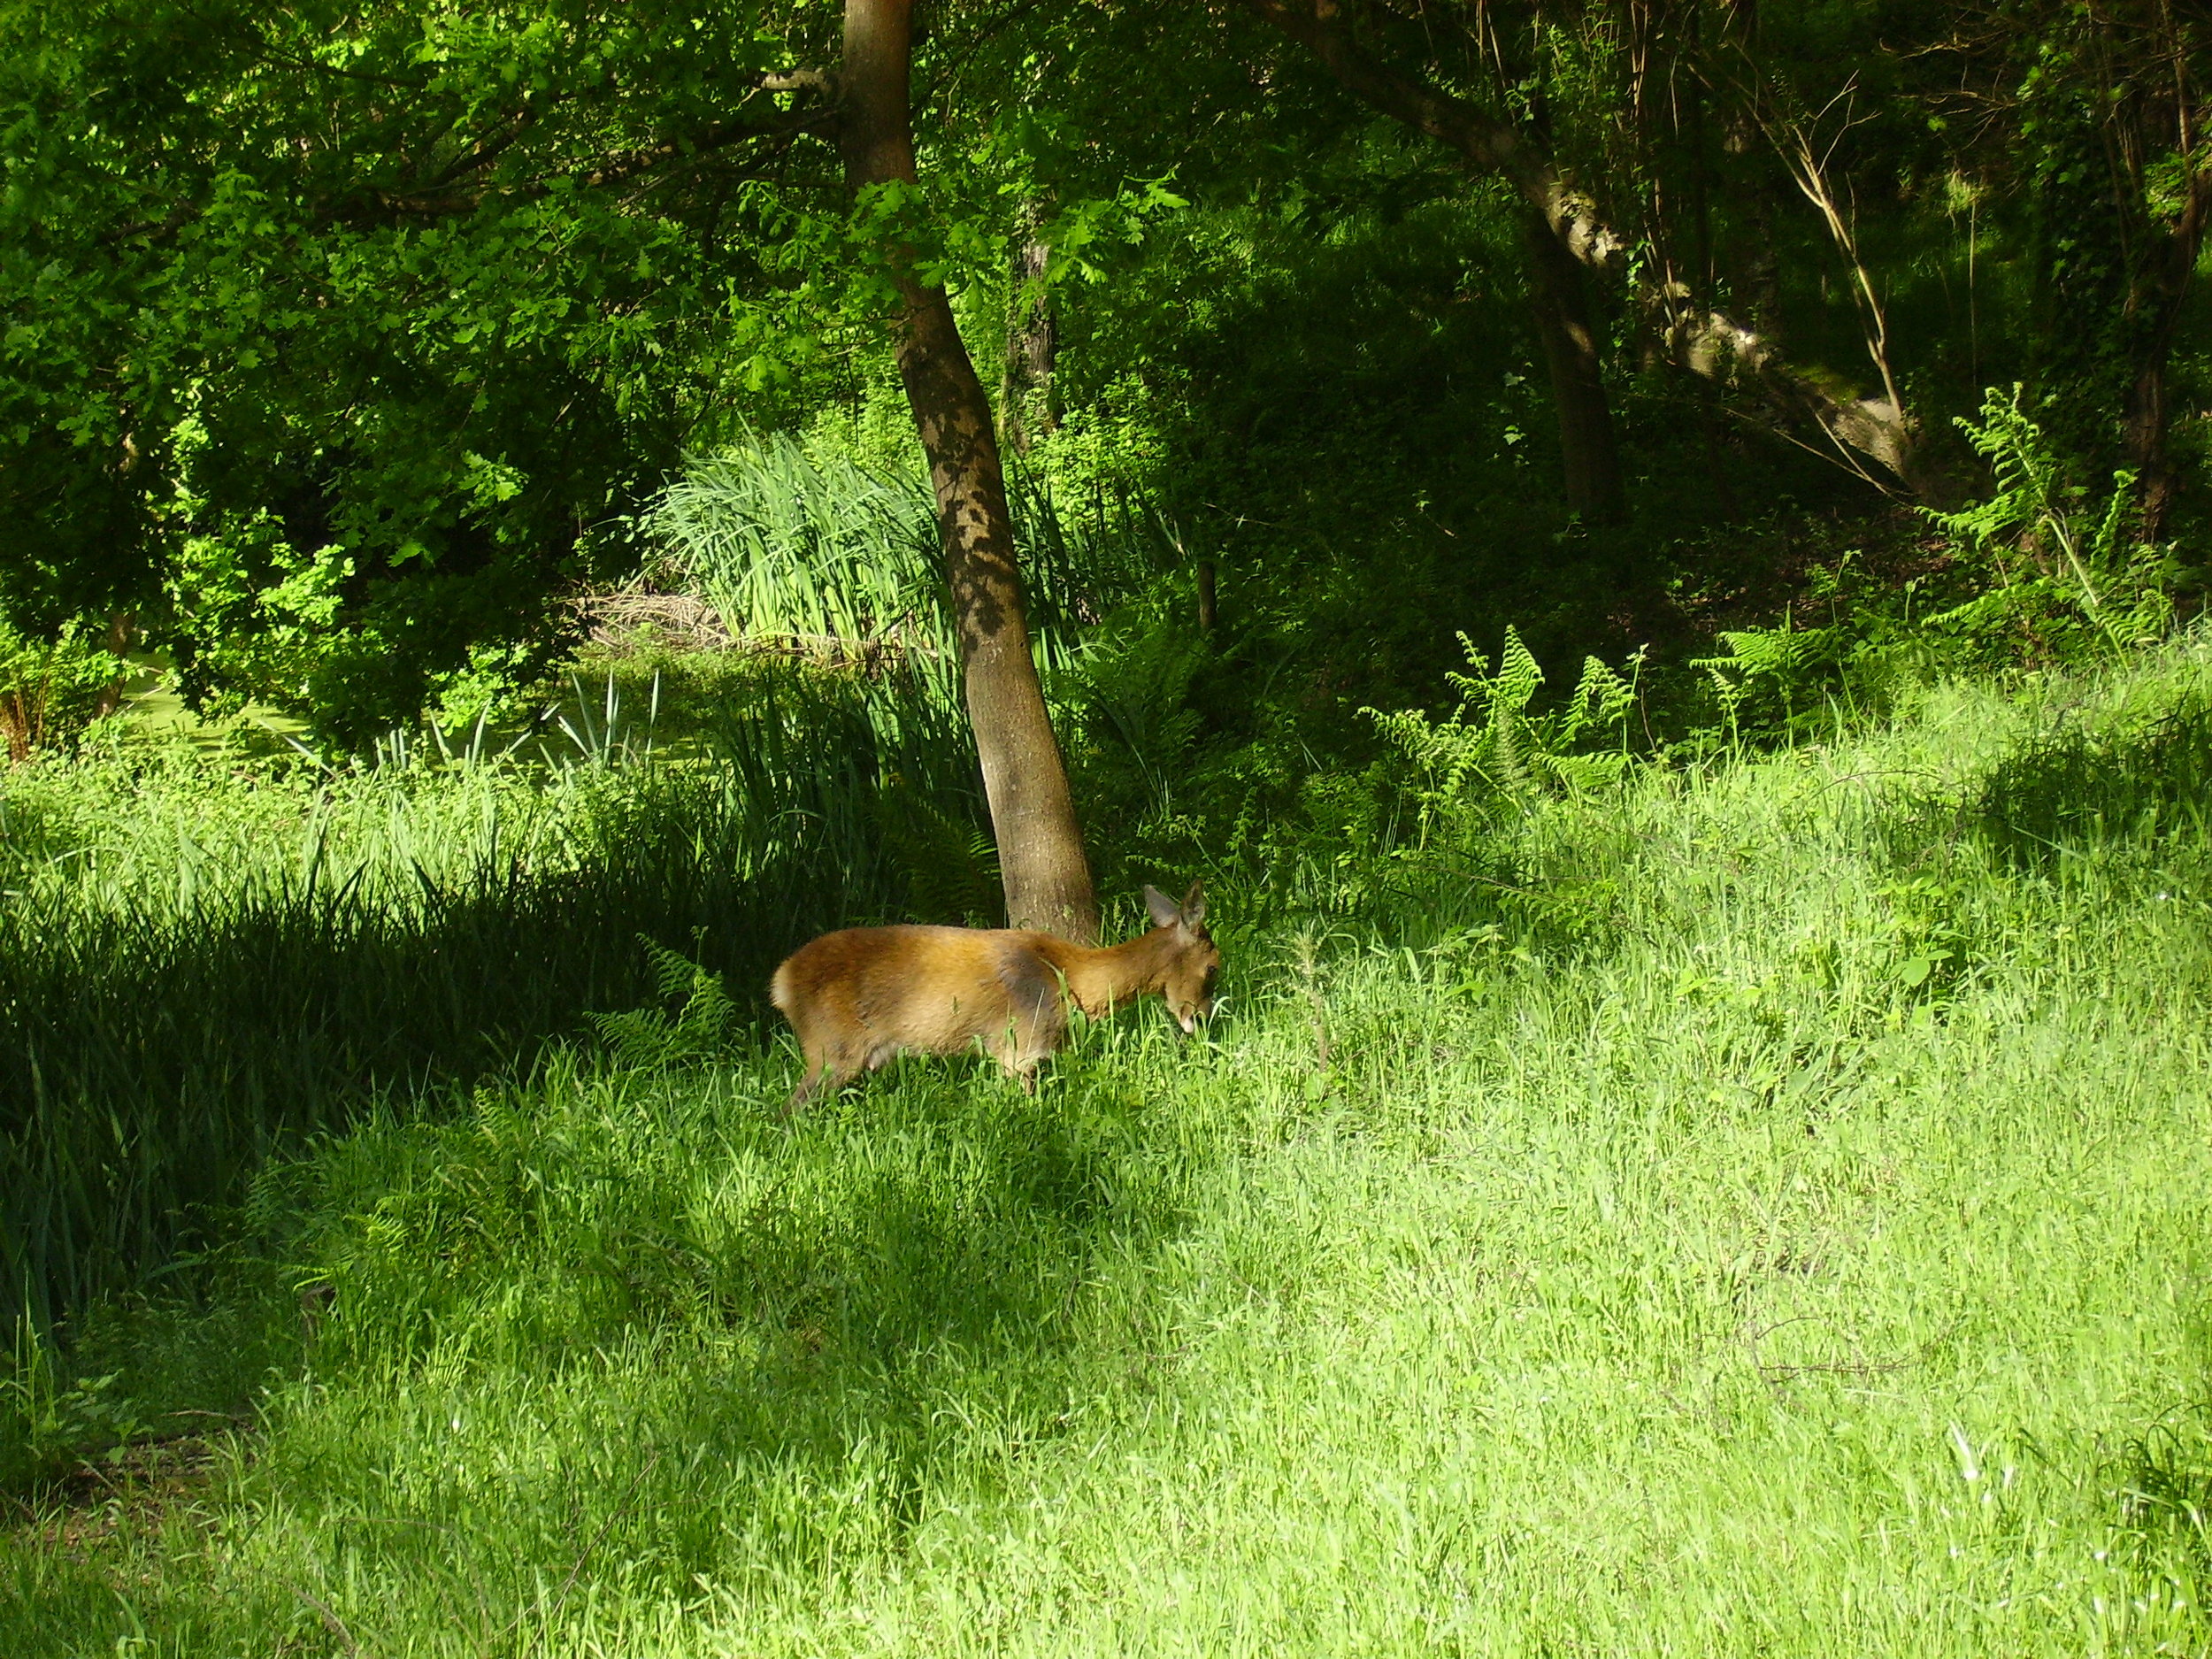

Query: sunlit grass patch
left=4, top=637, right=2211, bottom=1654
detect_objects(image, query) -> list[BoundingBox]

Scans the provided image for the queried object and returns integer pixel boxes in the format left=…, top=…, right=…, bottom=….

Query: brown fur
left=769, top=884, right=1218, bottom=1109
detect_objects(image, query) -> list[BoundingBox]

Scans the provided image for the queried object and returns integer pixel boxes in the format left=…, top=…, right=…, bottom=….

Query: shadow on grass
left=0, top=770, right=914, bottom=1342
left=2117, top=1400, right=2212, bottom=1589
left=1951, top=685, right=2212, bottom=871
left=5, top=1046, right=1214, bottom=1654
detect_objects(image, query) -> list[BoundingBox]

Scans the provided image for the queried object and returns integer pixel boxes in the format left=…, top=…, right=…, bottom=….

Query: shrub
left=0, top=618, right=123, bottom=762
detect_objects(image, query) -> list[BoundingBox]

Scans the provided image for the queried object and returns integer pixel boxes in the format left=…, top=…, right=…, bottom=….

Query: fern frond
left=591, top=941, right=741, bottom=1070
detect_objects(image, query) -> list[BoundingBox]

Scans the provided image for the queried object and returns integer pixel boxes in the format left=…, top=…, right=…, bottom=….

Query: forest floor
left=6, top=640, right=2212, bottom=1655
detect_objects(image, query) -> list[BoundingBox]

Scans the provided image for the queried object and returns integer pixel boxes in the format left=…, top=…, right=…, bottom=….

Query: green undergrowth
left=6, top=640, right=2212, bottom=1654
left=0, top=657, right=995, bottom=1338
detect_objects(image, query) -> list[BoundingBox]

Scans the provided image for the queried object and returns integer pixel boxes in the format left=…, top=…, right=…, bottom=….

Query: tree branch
left=762, top=67, right=838, bottom=98
left=1237, top=0, right=1925, bottom=494
left=1235, top=0, right=1623, bottom=264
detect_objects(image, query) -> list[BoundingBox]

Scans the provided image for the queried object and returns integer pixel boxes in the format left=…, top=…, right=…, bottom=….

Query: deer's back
left=772, top=925, right=1074, bottom=1055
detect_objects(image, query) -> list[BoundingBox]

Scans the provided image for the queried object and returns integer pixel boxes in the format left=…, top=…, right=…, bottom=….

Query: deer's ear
left=1181, top=881, right=1205, bottom=926
left=1142, top=885, right=1181, bottom=930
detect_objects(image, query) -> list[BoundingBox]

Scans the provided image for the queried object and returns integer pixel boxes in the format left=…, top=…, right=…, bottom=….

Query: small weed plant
left=1924, top=386, right=2174, bottom=656
left=1364, top=625, right=1640, bottom=837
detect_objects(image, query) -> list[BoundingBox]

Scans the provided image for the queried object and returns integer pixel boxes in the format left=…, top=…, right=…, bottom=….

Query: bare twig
left=293, top=1589, right=360, bottom=1657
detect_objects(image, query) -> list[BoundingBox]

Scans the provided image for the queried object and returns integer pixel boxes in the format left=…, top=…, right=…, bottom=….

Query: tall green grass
left=0, top=664, right=997, bottom=1341
left=645, top=435, right=1173, bottom=677
left=5, top=636, right=2210, bottom=1655
left=1, top=438, right=1192, bottom=1343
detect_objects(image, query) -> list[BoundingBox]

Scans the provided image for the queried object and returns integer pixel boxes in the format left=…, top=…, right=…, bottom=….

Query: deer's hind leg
left=785, top=1046, right=860, bottom=1113
left=782, top=1015, right=867, bottom=1114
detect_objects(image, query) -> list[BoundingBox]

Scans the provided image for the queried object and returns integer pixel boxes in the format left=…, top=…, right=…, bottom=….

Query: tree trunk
left=840, top=0, right=1099, bottom=941
left=2121, top=166, right=2208, bottom=540
left=1520, top=210, right=1629, bottom=522
left=2125, top=355, right=2176, bottom=538
left=1001, top=203, right=1059, bottom=457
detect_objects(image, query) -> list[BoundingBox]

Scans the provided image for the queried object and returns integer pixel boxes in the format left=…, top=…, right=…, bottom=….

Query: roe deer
left=769, top=883, right=1218, bottom=1109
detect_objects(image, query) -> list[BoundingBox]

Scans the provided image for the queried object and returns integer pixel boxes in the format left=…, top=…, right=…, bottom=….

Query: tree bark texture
left=1520, top=210, right=1629, bottom=521
left=840, top=0, right=1100, bottom=942
left=1001, top=204, right=1059, bottom=457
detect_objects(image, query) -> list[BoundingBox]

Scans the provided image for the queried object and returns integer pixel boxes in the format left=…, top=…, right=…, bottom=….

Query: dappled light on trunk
left=838, top=0, right=1099, bottom=943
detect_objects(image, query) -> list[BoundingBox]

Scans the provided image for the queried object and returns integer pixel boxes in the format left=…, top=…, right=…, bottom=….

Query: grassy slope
left=7, top=643, right=2212, bottom=1655
left=0, top=659, right=987, bottom=1337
